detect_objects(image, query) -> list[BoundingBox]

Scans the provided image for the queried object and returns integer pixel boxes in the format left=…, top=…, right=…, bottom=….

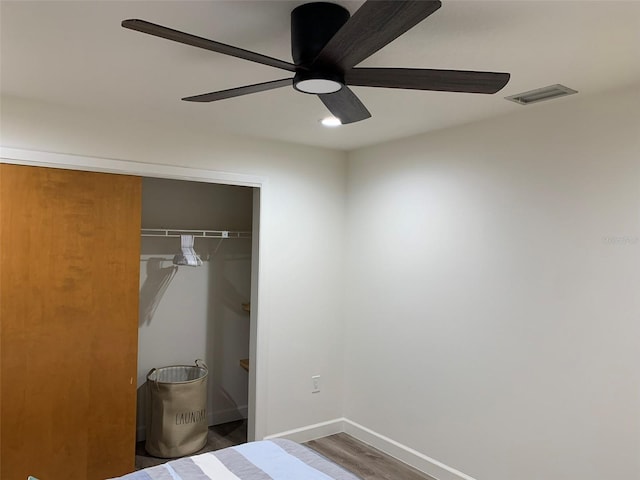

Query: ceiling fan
left=122, top=0, right=510, bottom=124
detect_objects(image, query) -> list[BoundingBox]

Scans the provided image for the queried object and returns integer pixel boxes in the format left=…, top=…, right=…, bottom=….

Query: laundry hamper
left=145, top=360, right=208, bottom=458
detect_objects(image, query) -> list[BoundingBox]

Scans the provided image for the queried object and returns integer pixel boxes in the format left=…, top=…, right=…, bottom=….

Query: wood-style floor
left=306, top=433, right=436, bottom=480
left=135, top=421, right=435, bottom=480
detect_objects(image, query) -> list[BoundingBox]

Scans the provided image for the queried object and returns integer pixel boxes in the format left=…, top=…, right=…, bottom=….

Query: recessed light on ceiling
left=321, top=116, right=342, bottom=127
left=505, top=84, right=578, bottom=105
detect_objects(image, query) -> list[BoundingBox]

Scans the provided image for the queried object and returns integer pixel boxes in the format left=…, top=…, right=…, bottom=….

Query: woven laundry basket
left=145, top=360, right=208, bottom=458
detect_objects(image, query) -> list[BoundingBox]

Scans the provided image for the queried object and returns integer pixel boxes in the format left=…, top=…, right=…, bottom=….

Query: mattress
left=112, top=438, right=361, bottom=480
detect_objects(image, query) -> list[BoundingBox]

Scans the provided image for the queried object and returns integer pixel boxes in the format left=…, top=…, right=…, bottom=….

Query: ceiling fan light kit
left=122, top=0, right=511, bottom=125
left=293, top=71, right=344, bottom=94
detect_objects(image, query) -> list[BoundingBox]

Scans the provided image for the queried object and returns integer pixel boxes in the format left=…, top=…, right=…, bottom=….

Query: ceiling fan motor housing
left=291, top=2, right=349, bottom=66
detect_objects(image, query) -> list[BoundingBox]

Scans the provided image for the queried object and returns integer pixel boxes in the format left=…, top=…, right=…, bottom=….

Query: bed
left=112, top=438, right=362, bottom=480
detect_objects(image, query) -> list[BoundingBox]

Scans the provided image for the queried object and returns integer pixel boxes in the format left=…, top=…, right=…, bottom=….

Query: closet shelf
left=239, top=358, right=249, bottom=372
left=141, top=228, right=251, bottom=239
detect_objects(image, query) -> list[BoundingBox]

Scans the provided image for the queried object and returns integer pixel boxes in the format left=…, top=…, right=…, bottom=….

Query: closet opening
left=135, top=177, right=258, bottom=469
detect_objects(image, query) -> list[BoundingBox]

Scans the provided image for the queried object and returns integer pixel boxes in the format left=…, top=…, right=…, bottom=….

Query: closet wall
left=137, top=177, right=253, bottom=439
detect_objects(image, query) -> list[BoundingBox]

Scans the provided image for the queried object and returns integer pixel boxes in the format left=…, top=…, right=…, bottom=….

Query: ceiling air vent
left=505, top=84, right=578, bottom=105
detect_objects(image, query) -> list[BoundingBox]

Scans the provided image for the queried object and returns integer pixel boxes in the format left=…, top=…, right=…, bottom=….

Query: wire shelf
left=141, top=228, right=251, bottom=239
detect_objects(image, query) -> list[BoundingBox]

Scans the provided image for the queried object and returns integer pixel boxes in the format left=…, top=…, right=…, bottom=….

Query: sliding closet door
left=0, top=164, right=141, bottom=479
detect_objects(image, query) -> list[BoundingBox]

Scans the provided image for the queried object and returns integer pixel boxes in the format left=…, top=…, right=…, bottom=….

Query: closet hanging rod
left=141, top=228, right=251, bottom=239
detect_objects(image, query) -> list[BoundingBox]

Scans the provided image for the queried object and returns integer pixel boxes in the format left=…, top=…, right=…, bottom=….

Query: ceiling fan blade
left=122, top=19, right=297, bottom=72
left=346, top=68, right=511, bottom=94
left=318, top=87, right=371, bottom=124
left=313, top=1, right=442, bottom=72
left=182, top=78, right=293, bottom=102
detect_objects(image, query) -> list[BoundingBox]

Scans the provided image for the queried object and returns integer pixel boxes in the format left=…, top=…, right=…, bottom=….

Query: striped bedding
left=112, top=439, right=361, bottom=480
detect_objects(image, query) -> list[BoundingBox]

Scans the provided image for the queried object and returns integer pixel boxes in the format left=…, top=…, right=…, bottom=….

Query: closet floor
left=135, top=419, right=247, bottom=470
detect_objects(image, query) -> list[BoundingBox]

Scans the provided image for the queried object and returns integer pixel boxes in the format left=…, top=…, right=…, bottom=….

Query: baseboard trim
left=136, top=411, right=476, bottom=480
left=263, top=418, right=345, bottom=443
left=263, top=417, right=474, bottom=480
left=343, top=419, right=477, bottom=480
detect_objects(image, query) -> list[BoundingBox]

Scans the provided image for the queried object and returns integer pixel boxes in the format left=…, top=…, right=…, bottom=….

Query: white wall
left=344, top=85, right=640, bottom=480
left=0, top=96, right=348, bottom=441
left=4, top=85, right=639, bottom=480
left=137, top=178, right=253, bottom=439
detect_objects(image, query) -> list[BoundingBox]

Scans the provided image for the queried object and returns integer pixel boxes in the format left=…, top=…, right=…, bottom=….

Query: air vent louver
left=505, top=84, right=577, bottom=105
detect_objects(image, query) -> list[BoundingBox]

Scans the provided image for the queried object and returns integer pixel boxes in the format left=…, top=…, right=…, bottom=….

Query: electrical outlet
left=312, top=375, right=320, bottom=393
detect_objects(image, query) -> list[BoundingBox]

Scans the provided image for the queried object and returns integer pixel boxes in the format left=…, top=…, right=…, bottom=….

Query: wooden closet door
left=0, top=164, right=141, bottom=480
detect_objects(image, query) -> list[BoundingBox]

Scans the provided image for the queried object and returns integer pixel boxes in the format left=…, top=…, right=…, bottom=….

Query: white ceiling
left=1, top=1, right=639, bottom=151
